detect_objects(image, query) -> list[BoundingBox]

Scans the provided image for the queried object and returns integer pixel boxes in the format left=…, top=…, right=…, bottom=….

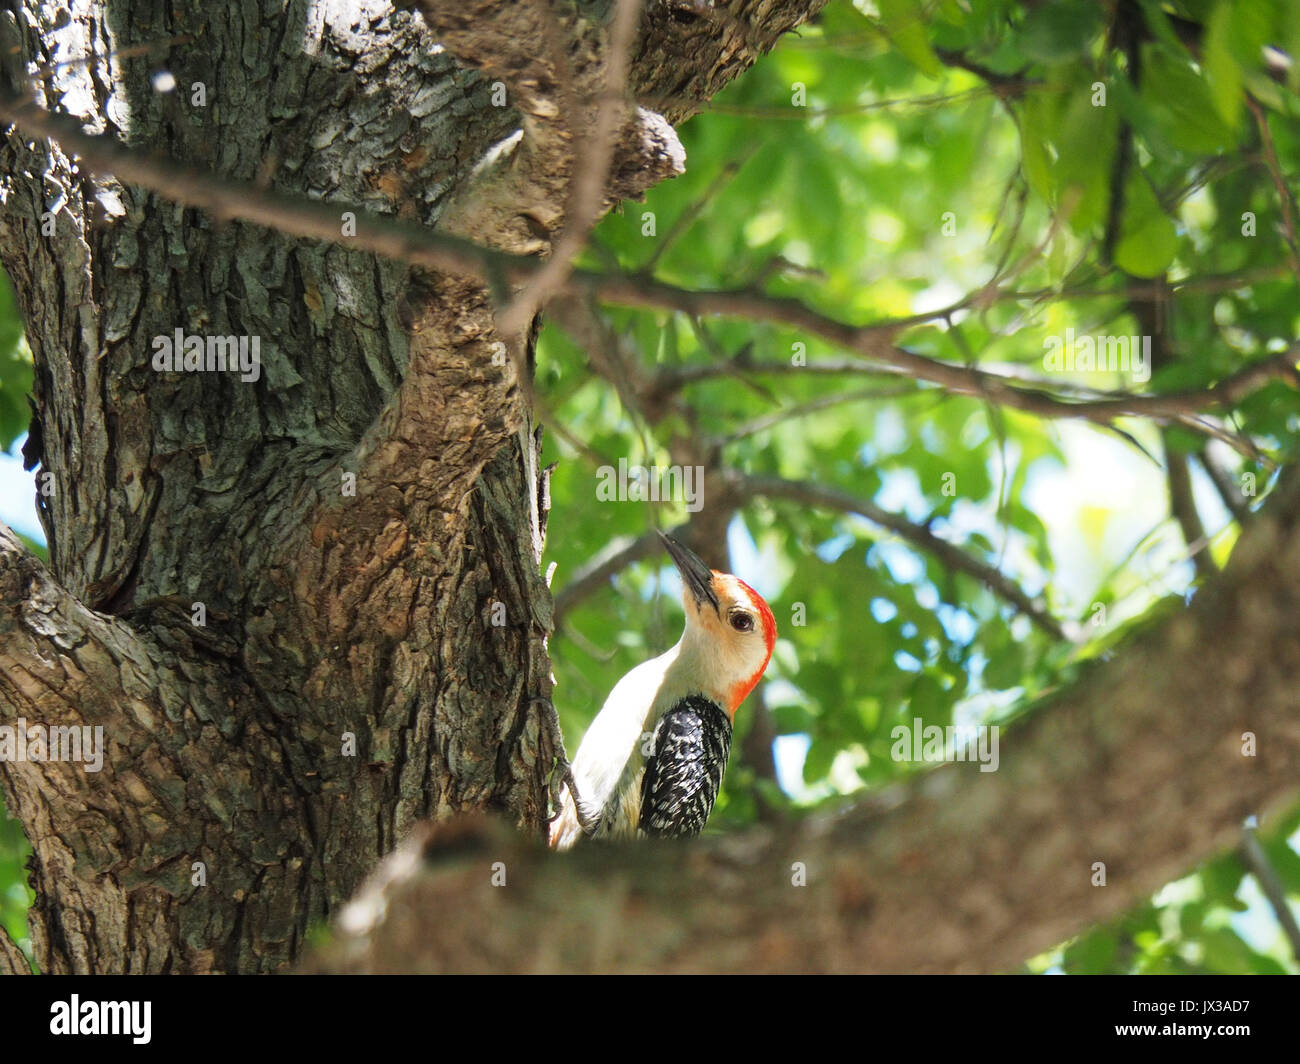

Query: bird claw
left=531, top=695, right=598, bottom=833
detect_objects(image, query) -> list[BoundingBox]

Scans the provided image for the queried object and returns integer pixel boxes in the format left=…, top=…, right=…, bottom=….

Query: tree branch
left=1246, top=94, right=1300, bottom=286
left=742, top=475, right=1066, bottom=640
left=1200, top=450, right=1252, bottom=526
left=575, top=273, right=1297, bottom=455
left=1239, top=823, right=1300, bottom=963
left=713, top=385, right=921, bottom=446
left=1165, top=445, right=1218, bottom=583
left=4, top=93, right=1293, bottom=460
left=552, top=472, right=1067, bottom=641
left=425, top=0, right=685, bottom=264
left=0, top=90, right=514, bottom=277
left=553, top=528, right=664, bottom=625
left=495, top=0, right=648, bottom=338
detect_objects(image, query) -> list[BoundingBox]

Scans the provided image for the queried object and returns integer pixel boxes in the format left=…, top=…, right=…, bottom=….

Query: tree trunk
left=0, top=0, right=823, bottom=974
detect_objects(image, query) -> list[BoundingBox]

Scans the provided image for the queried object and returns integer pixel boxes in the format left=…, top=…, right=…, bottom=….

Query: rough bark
left=0, top=920, right=30, bottom=974
left=310, top=468, right=1300, bottom=973
left=0, top=0, right=825, bottom=974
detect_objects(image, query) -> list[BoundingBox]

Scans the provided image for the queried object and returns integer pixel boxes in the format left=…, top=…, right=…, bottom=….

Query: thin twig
left=744, top=475, right=1067, bottom=640
left=1164, top=443, right=1218, bottom=582
left=0, top=92, right=514, bottom=278
left=553, top=525, right=683, bottom=624
left=584, top=270, right=1298, bottom=446
left=1198, top=450, right=1252, bottom=525
left=497, top=0, right=644, bottom=338
left=640, top=144, right=759, bottom=274
left=704, top=86, right=999, bottom=118
left=1246, top=94, right=1300, bottom=287
left=713, top=385, right=921, bottom=445
left=1239, top=823, right=1300, bottom=963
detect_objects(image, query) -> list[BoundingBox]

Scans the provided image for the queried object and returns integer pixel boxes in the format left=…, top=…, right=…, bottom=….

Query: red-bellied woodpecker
left=549, top=531, right=777, bottom=849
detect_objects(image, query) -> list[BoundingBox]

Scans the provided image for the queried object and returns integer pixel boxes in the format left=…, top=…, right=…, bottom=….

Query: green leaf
left=877, top=0, right=943, bottom=78
left=1018, top=1, right=1104, bottom=64
left=1062, top=927, right=1119, bottom=973
left=0, top=273, right=32, bottom=453
left=907, top=672, right=948, bottom=728
left=983, top=639, right=1024, bottom=690
left=1200, top=855, right=1246, bottom=906
left=1140, top=45, right=1236, bottom=154
left=1114, top=179, right=1178, bottom=277
left=802, top=736, right=839, bottom=784
left=1201, top=1, right=1242, bottom=129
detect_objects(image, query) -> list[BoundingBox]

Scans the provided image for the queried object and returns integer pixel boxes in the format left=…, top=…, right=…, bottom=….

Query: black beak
left=658, top=531, right=719, bottom=613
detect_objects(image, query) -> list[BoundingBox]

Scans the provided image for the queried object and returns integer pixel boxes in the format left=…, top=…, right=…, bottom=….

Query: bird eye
left=730, top=613, right=754, bottom=632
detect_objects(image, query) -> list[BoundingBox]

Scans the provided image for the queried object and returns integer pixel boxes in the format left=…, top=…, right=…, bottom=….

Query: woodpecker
left=549, top=532, right=777, bottom=849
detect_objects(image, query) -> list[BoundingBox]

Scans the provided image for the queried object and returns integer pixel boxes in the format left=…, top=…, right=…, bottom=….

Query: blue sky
left=0, top=437, right=40, bottom=541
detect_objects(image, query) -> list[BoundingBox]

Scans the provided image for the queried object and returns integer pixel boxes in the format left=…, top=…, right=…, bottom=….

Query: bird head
left=659, top=531, right=778, bottom=717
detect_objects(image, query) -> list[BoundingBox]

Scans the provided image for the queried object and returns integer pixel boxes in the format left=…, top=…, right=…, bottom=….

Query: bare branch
left=575, top=274, right=1299, bottom=452
left=552, top=473, right=1067, bottom=640
left=1001, top=265, right=1292, bottom=304
left=1199, top=450, right=1253, bottom=526
left=0, top=91, right=514, bottom=279
left=1246, top=94, right=1300, bottom=286
left=652, top=356, right=917, bottom=391
left=704, top=86, right=997, bottom=118
left=497, top=0, right=648, bottom=338
left=552, top=526, right=672, bottom=625
left=742, top=475, right=1066, bottom=640
left=714, top=385, right=921, bottom=446
left=933, top=46, right=1036, bottom=99
left=640, top=146, right=759, bottom=274
left=1165, top=444, right=1218, bottom=583
left=4, top=91, right=1292, bottom=458
left=1239, top=823, right=1300, bottom=963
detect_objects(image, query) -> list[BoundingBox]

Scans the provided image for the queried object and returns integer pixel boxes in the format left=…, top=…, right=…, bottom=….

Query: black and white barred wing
left=639, top=695, right=733, bottom=838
